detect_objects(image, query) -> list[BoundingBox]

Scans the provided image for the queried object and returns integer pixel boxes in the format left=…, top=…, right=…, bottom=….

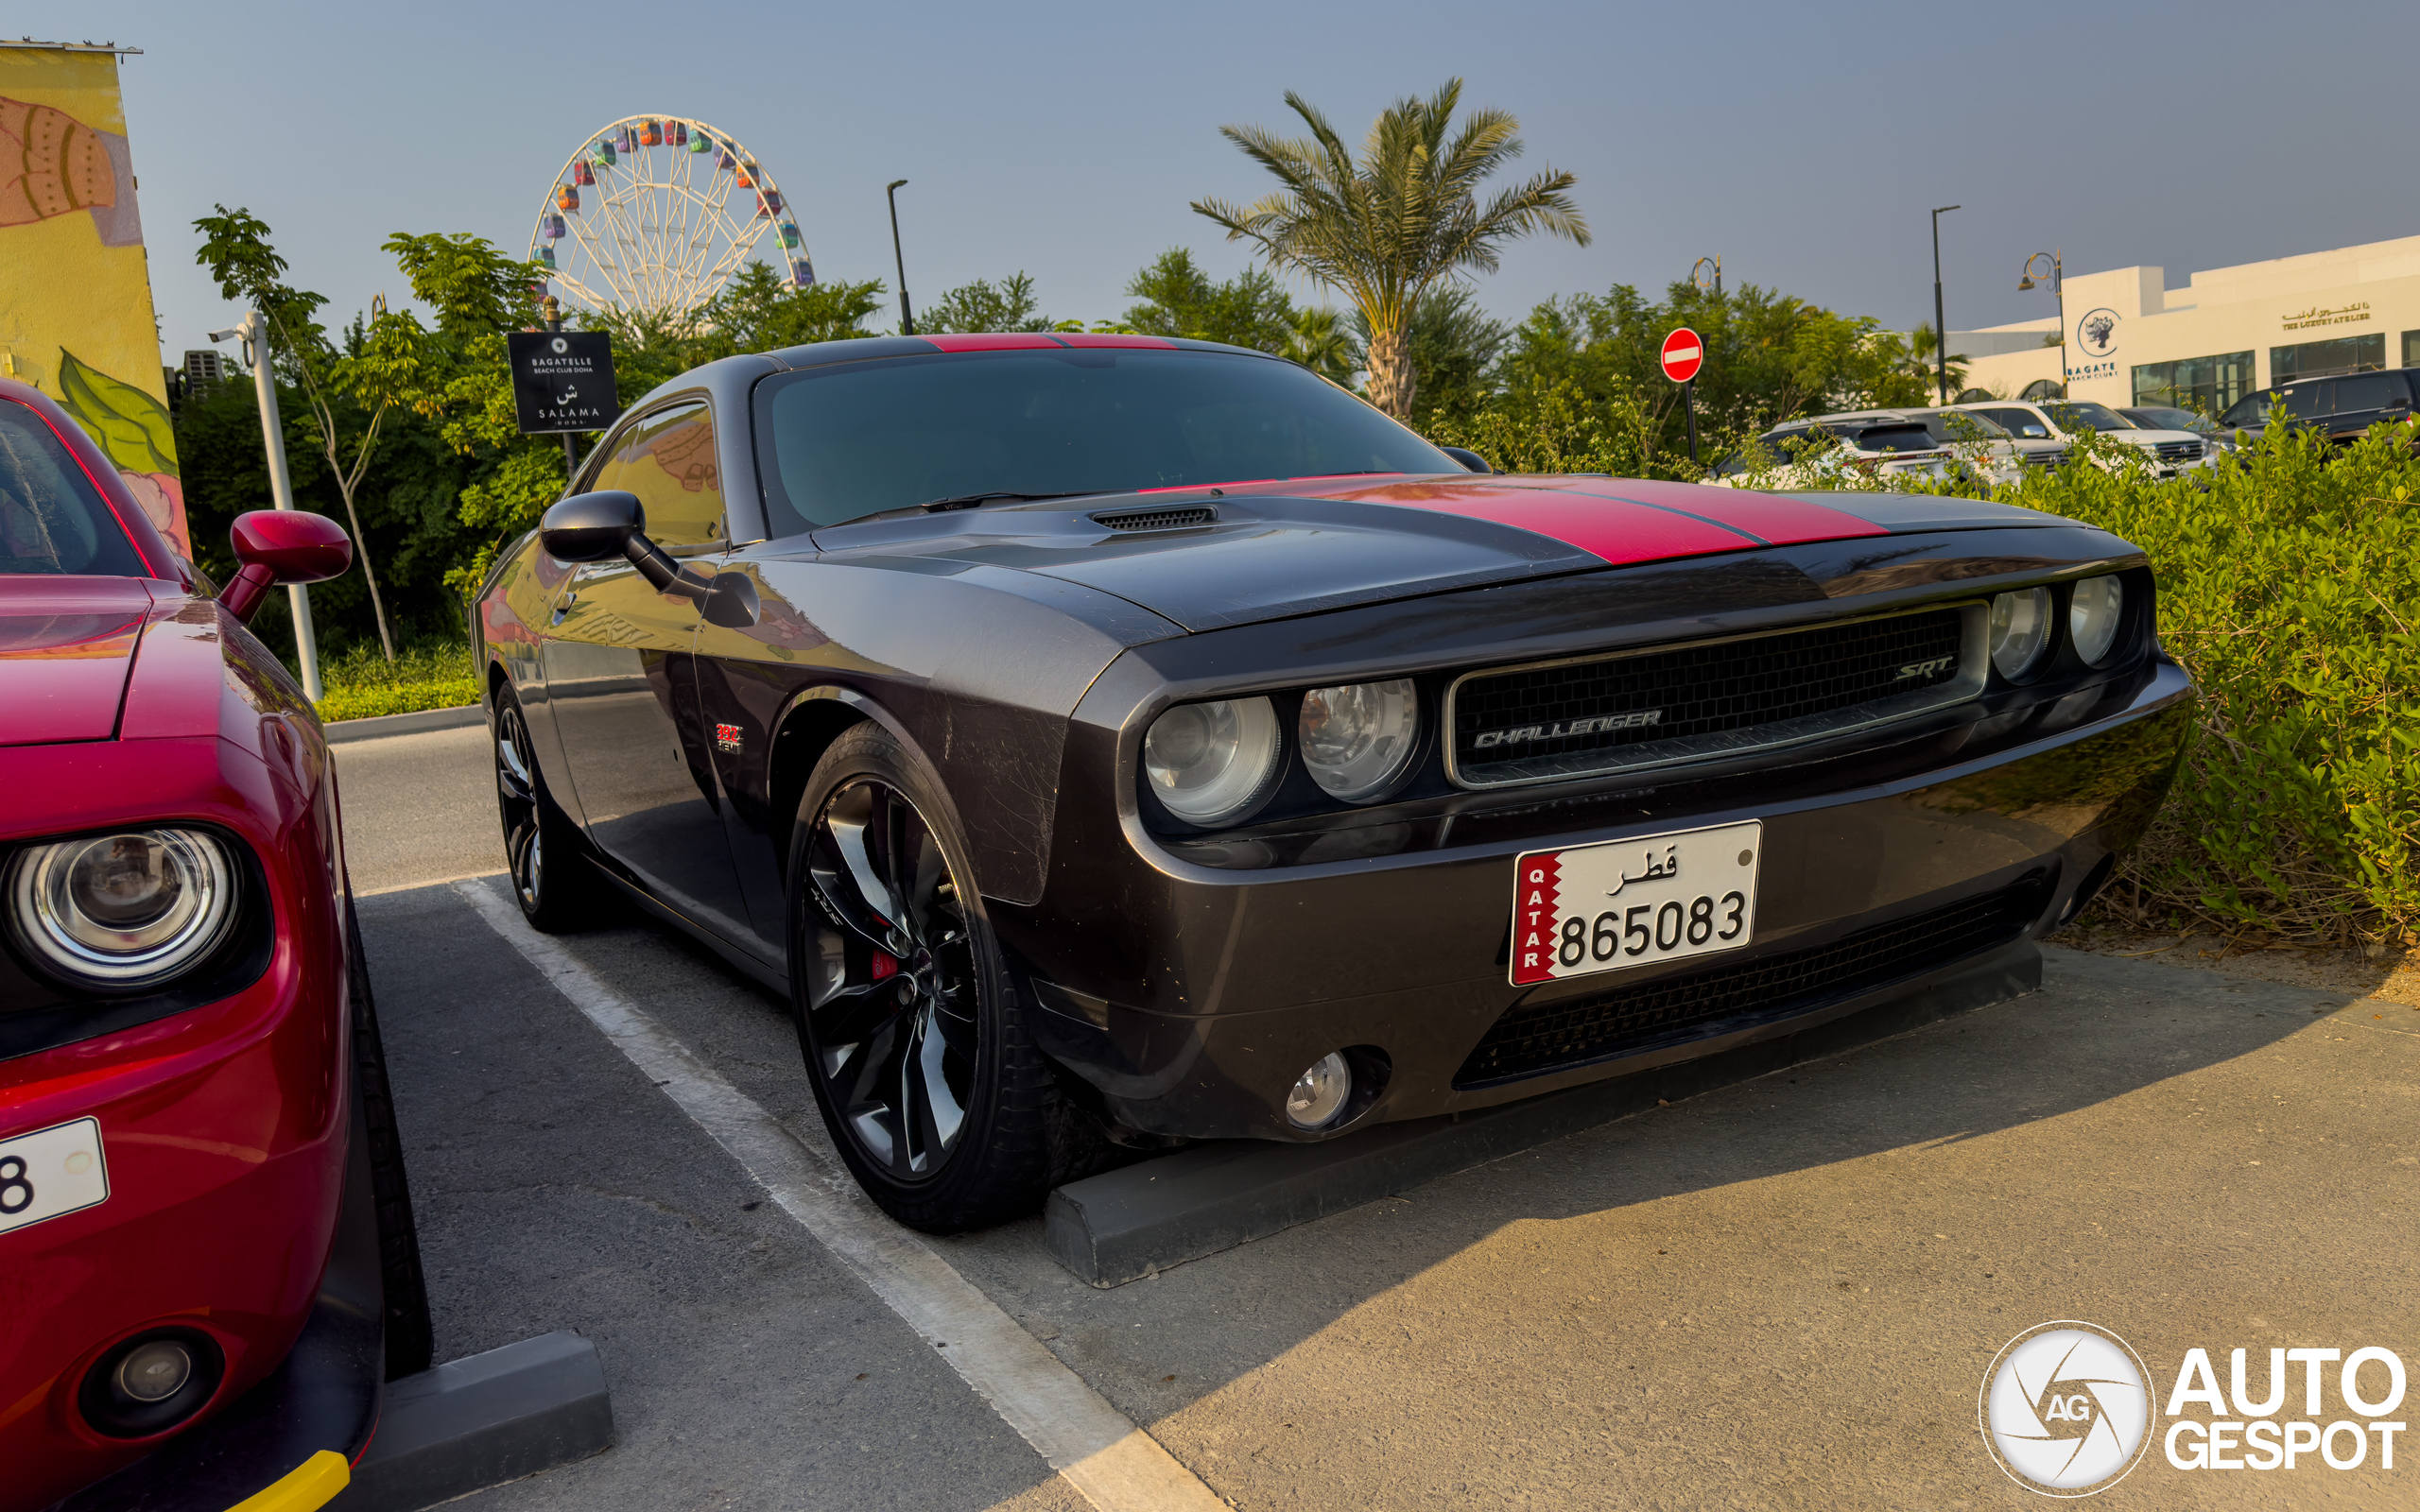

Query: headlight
left=1298, top=679, right=1420, bottom=801
left=1988, top=588, right=2053, bottom=679
left=1143, top=697, right=1282, bottom=825
left=2069, top=576, right=2126, bottom=665
left=5, top=829, right=238, bottom=991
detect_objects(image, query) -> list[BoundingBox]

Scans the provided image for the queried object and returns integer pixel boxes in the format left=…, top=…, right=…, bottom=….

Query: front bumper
left=1008, top=659, right=2192, bottom=1142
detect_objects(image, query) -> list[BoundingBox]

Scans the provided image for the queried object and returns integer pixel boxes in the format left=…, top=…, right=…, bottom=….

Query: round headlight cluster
left=1143, top=697, right=1283, bottom=826
left=1297, top=679, right=1420, bottom=801
left=5, top=829, right=238, bottom=991
left=2068, top=575, right=2126, bottom=665
left=1987, top=587, right=2053, bottom=679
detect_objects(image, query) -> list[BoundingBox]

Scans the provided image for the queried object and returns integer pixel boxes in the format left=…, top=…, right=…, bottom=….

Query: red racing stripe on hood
left=1547, top=477, right=1891, bottom=545
left=1332, top=480, right=1759, bottom=565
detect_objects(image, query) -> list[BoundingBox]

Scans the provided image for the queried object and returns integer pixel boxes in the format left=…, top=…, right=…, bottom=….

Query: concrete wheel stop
left=343, top=1331, right=614, bottom=1510
left=1046, top=945, right=2041, bottom=1288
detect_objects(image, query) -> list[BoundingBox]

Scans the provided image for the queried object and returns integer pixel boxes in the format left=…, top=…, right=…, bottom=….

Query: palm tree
left=1194, top=80, right=1588, bottom=420
left=1281, top=306, right=1360, bottom=384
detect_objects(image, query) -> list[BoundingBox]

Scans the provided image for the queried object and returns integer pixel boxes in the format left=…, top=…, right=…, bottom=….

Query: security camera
left=208, top=328, right=239, bottom=343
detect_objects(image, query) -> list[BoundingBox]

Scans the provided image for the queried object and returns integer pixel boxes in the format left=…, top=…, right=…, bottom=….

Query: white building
left=1951, top=234, right=2420, bottom=413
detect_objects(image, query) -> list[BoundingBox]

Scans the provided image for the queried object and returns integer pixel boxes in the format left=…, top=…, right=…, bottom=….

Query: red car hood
left=0, top=576, right=156, bottom=746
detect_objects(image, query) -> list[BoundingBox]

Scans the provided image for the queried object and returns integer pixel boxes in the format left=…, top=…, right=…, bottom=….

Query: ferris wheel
left=529, top=114, right=812, bottom=318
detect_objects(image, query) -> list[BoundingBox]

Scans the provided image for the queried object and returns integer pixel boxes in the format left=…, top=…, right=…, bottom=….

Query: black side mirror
left=1439, top=445, right=1493, bottom=474
left=539, top=489, right=760, bottom=628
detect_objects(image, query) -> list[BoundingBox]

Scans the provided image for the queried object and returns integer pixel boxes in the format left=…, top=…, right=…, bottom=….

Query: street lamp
left=886, top=180, right=914, bottom=335
left=1689, top=255, right=1721, bottom=297
left=2019, top=250, right=2066, bottom=393
left=1930, top=205, right=1960, bottom=404
left=207, top=312, right=321, bottom=700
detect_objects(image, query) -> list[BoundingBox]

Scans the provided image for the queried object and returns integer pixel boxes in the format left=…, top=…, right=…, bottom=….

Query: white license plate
left=0, top=1117, right=110, bottom=1237
left=1511, top=820, right=1762, bottom=986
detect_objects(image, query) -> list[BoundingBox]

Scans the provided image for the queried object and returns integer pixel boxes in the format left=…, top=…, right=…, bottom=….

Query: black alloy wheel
left=789, top=724, right=1074, bottom=1230
left=493, top=691, right=593, bottom=932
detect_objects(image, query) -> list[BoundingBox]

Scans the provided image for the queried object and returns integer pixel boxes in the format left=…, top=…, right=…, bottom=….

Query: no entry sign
left=1660, top=327, right=1703, bottom=385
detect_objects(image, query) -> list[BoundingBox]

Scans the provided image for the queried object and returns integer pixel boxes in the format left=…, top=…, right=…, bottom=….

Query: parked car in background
left=473, top=332, right=2193, bottom=1236
left=1948, top=399, right=2212, bottom=478
left=2120, top=405, right=2235, bottom=455
left=0, top=378, right=428, bottom=1512
left=2217, top=368, right=2419, bottom=445
left=1710, top=407, right=2023, bottom=489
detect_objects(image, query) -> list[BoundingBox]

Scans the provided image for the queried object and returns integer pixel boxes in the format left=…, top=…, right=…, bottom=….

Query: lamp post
left=1689, top=255, right=1721, bottom=297
left=540, top=295, right=581, bottom=480
left=886, top=180, right=914, bottom=335
left=1930, top=205, right=1960, bottom=404
left=2019, top=251, right=2066, bottom=394
left=210, top=312, right=321, bottom=701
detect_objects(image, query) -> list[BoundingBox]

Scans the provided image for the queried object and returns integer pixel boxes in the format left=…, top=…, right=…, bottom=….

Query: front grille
left=1092, top=506, right=1216, bottom=531
left=2026, top=449, right=2069, bottom=468
left=1448, top=607, right=1973, bottom=787
left=1455, top=875, right=2049, bottom=1087
left=2152, top=439, right=2204, bottom=463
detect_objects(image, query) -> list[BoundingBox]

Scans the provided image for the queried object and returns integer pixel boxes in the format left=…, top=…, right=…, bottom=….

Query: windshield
left=1977, top=406, right=2052, bottom=439
left=2046, top=401, right=2135, bottom=433
left=2124, top=406, right=2204, bottom=433
left=754, top=348, right=1459, bottom=532
left=1, top=398, right=147, bottom=576
left=1905, top=409, right=2010, bottom=442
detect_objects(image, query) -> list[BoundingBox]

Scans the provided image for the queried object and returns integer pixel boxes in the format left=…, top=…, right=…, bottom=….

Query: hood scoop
left=1090, top=505, right=1217, bottom=532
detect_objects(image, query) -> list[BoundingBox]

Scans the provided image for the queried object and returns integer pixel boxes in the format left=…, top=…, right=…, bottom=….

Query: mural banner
left=0, top=43, right=186, bottom=558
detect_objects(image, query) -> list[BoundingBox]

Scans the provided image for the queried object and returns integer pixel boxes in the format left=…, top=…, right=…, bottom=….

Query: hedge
left=311, top=640, right=481, bottom=725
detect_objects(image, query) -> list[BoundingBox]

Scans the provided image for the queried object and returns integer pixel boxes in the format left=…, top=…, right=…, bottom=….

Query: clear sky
left=62, top=0, right=2420, bottom=368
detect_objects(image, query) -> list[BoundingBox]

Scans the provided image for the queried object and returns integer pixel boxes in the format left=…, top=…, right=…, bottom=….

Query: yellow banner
left=0, top=44, right=186, bottom=558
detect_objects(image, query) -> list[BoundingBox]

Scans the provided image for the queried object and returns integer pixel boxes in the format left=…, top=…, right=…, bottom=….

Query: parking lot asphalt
left=348, top=722, right=2419, bottom=1509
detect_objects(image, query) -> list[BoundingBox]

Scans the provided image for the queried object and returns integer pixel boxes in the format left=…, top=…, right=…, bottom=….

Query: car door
left=539, top=400, right=753, bottom=940
left=2321, top=371, right=2402, bottom=440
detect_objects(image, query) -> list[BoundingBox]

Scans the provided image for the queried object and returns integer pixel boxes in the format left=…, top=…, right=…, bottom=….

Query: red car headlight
left=5, top=828, right=241, bottom=992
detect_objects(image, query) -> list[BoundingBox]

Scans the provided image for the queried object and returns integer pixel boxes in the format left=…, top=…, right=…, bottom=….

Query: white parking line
left=454, top=879, right=1225, bottom=1512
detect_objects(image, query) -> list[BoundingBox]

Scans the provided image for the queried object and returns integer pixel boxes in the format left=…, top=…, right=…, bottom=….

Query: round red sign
left=1660, top=327, right=1703, bottom=384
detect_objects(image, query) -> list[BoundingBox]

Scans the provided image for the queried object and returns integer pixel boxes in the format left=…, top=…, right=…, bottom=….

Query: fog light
left=1286, top=1053, right=1352, bottom=1128
left=78, top=1328, right=223, bottom=1438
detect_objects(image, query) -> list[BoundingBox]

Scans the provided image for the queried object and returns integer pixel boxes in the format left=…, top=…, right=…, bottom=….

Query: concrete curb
left=323, top=705, right=485, bottom=745
left=1046, top=945, right=2042, bottom=1288
left=343, top=1331, right=614, bottom=1511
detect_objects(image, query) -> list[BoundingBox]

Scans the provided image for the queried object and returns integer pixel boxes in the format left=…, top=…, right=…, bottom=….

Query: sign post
left=507, top=305, right=620, bottom=483
left=1660, top=327, right=1704, bottom=465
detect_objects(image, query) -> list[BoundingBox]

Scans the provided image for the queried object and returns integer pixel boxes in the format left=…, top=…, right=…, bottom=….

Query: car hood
left=805, top=474, right=2061, bottom=631
left=0, top=576, right=155, bottom=746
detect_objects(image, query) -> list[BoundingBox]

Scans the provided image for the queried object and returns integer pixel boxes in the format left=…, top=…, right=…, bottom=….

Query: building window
left=2271, top=333, right=2384, bottom=384
left=2403, top=330, right=2420, bottom=369
left=2132, top=352, right=2254, bottom=414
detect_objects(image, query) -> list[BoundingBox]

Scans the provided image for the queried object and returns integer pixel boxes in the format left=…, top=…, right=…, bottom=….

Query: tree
left=1363, top=283, right=1507, bottom=423
left=196, top=206, right=427, bottom=660
left=1907, top=321, right=1970, bottom=404
left=1282, top=306, right=1360, bottom=384
left=913, top=272, right=1052, bottom=334
left=1194, top=79, right=1588, bottom=419
left=1121, top=249, right=1297, bottom=352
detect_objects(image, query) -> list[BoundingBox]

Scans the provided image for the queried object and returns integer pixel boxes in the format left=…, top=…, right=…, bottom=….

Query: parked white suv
left=1948, top=399, right=2212, bottom=478
left=1711, top=407, right=2023, bottom=489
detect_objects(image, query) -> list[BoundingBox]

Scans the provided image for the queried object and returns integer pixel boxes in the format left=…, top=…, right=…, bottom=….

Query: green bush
left=1969, top=422, right=2420, bottom=945
left=312, top=640, right=480, bottom=725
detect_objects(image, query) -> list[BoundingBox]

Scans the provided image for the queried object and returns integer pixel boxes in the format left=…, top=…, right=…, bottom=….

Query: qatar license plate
left=1510, top=821, right=1762, bottom=986
left=0, top=1118, right=110, bottom=1238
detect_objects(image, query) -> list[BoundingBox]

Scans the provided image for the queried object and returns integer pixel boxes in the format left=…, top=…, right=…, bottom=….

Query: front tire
left=493, top=689, right=596, bottom=933
left=787, top=724, right=1065, bottom=1231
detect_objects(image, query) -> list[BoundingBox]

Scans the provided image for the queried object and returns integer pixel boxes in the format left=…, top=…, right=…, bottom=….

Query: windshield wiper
left=919, top=490, right=1103, bottom=512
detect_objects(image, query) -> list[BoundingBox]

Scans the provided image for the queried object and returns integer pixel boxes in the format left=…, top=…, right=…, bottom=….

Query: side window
left=1980, top=407, right=2046, bottom=438
left=589, top=402, right=725, bottom=549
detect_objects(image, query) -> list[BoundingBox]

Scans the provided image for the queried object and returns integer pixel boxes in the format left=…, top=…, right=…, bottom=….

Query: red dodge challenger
left=0, top=378, right=428, bottom=1511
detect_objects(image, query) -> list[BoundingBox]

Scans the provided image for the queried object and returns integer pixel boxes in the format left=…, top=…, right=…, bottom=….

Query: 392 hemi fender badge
left=714, top=723, right=743, bottom=753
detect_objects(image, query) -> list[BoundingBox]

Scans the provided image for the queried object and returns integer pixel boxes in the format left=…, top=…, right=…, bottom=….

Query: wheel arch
left=767, top=686, right=909, bottom=890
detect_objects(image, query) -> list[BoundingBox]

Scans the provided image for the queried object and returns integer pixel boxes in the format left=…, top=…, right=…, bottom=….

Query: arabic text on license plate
left=0, top=1117, right=110, bottom=1237
left=1510, top=820, right=1762, bottom=986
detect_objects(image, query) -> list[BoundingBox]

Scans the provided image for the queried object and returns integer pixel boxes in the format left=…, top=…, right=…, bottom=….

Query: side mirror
left=540, top=490, right=645, bottom=563
left=1439, top=445, right=1493, bottom=474
left=538, top=490, right=761, bottom=629
left=221, top=509, right=352, bottom=622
